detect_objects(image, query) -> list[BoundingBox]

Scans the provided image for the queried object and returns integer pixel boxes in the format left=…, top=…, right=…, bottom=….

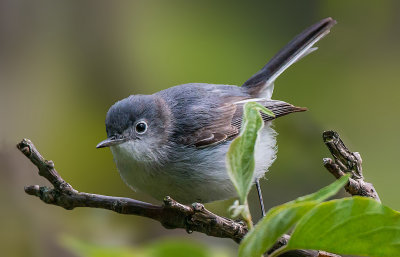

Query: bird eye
left=135, top=121, right=147, bottom=134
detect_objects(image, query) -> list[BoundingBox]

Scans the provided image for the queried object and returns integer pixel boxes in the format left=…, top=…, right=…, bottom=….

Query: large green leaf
left=238, top=175, right=349, bottom=257
left=226, top=102, right=274, bottom=204
left=286, top=197, right=400, bottom=257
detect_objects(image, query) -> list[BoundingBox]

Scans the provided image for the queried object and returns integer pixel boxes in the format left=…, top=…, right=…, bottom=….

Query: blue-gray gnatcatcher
left=97, top=18, right=336, bottom=206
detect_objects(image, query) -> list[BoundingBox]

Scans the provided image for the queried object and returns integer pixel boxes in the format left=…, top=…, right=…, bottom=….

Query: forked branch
left=322, top=130, right=380, bottom=202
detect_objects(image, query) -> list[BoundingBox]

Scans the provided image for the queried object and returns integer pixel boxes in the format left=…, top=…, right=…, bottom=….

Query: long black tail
left=242, top=17, right=337, bottom=98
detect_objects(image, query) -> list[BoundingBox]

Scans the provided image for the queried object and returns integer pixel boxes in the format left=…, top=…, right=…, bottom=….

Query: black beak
left=96, top=137, right=128, bottom=148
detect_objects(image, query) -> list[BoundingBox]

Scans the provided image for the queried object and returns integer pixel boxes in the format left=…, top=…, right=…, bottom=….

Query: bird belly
left=110, top=125, right=277, bottom=204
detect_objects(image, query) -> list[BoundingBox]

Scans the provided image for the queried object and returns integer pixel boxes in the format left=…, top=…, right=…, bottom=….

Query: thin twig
left=322, top=131, right=380, bottom=202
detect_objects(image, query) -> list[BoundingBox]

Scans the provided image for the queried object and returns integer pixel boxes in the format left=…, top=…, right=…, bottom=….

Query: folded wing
left=194, top=99, right=306, bottom=148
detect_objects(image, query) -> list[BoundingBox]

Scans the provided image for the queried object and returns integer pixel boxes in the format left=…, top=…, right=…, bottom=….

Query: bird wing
left=193, top=98, right=306, bottom=148
left=190, top=99, right=240, bottom=148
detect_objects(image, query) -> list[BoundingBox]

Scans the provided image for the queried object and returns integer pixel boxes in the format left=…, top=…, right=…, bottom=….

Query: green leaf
left=238, top=175, right=349, bottom=257
left=143, top=239, right=212, bottom=257
left=60, top=236, right=232, bottom=257
left=286, top=197, right=400, bottom=257
left=226, top=102, right=274, bottom=204
left=60, top=235, right=138, bottom=257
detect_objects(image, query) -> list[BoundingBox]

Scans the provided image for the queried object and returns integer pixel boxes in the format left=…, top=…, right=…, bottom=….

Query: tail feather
left=242, top=17, right=336, bottom=98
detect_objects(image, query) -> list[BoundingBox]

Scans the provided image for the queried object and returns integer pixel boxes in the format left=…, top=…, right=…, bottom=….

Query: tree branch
left=322, top=130, right=380, bottom=202
left=17, top=138, right=247, bottom=243
left=17, top=130, right=379, bottom=257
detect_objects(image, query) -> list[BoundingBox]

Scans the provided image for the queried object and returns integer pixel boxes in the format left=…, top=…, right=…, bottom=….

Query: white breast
left=110, top=125, right=277, bottom=204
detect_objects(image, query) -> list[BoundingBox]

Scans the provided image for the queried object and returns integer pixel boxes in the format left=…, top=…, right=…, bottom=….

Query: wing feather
left=191, top=99, right=306, bottom=148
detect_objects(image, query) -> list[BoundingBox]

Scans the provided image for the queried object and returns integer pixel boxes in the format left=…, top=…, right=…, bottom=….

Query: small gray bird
left=97, top=18, right=336, bottom=206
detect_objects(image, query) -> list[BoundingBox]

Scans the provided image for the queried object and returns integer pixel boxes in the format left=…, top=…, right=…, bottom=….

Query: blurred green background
left=1, top=1, right=399, bottom=256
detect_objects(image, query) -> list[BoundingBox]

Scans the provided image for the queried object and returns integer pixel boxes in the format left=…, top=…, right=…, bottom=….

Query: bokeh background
left=1, top=1, right=399, bottom=256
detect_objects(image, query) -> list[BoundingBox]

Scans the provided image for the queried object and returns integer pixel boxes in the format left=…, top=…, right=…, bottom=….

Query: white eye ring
left=135, top=121, right=148, bottom=134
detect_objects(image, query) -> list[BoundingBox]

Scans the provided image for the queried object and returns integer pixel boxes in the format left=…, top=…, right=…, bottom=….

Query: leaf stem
left=242, top=200, right=254, bottom=230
